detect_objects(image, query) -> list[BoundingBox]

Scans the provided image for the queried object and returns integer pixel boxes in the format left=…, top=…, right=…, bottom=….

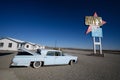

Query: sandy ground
left=0, top=50, right=120, bottom=80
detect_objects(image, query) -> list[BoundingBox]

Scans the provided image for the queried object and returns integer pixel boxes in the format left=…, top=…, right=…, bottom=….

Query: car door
left=44, top=51, right=56, bottom=65
left=55, top=52, right=69, bottom=65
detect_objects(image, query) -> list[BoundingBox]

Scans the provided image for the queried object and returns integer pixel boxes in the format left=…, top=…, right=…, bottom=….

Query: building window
left=26, top=45, right=29, bottom=48
left=17, top=44, right=19, bottom=48
left=17, top=44, right=21, bottom=48
left=0, top=43, right=4, bottom=47
left=8, top=43, right=12, bottom=48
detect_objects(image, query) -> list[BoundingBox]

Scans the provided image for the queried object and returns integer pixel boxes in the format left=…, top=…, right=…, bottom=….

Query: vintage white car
left=11, top=48, right=78, bottom=68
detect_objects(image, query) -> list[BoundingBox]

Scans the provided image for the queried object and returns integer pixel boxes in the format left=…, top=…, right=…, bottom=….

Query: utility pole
left=55, top=40, right=57, bottom=48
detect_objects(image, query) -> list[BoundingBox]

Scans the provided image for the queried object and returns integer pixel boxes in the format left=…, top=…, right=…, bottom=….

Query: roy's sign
left=85, top=16, right=102, bottom=26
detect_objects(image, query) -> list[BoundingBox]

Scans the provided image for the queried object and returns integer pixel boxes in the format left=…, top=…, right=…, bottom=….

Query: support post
left=93, top=37, right=96, bottom=54
left=99, top=37, right=102, bottom=54
left=93, top=37, right=103, bottom=55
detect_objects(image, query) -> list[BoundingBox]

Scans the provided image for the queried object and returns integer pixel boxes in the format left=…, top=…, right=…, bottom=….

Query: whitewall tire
left=33, top=61, right=42, bottom=68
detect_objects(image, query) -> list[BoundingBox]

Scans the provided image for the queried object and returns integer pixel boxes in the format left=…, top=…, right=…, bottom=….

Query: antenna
left=55, top=40, right=57, bottom=48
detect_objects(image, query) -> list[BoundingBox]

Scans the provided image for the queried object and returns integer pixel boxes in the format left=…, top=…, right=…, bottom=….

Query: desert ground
left=0, top=49, right=120, bottom=80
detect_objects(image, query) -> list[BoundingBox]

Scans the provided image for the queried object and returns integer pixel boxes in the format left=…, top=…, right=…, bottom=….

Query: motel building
left=0, top=37, right=45, bottom=51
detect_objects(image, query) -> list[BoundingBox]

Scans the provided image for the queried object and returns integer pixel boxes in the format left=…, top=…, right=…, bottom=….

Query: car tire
left=69, top=60, right=73, bottom=65
left=33, top=61, right=42, bottom=68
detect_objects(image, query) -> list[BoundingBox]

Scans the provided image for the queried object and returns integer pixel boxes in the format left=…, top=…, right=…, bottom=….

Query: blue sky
left=0, top=0, right=120, bottom=50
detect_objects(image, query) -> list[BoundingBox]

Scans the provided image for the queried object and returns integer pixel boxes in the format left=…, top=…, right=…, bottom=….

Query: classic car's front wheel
left=33, top=61, right=42, bottom=68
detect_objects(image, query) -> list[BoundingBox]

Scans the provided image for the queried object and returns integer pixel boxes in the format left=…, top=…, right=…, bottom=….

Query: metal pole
left=55, top=40, right=57, bottom=48
left=93, top=37, right=96, bottom=54
left=99, top=37, right=102, bottom=54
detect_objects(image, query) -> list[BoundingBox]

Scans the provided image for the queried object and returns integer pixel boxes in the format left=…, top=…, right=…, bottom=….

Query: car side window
left=55, top=52, right=61, bottom=56
left=47, top=51, right=55, bottom=56
left=17, top=52, right=33, bottom=55
left=62, top=53, right=65, bottom=56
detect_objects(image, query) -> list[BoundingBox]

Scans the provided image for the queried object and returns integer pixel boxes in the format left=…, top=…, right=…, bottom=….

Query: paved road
left=0, top=50, right=120, bottom=80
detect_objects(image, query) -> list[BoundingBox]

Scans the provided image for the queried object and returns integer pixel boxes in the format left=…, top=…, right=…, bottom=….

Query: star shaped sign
left=85, top=12, right=106, bottom=34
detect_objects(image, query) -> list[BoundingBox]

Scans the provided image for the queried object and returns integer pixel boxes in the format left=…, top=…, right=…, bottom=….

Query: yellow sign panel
left=85, top=16, right=102, bottom=26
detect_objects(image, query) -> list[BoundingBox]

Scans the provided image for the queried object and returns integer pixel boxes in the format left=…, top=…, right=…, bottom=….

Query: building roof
left=7, top=37, right=25, bottom=43
left=0, top=37, right=44, bottom=46
left=0, top=37, right=25, bottom=43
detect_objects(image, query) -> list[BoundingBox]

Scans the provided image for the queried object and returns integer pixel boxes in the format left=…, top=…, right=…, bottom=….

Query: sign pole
left=93, top=36, right=103, bottom=55
left=99, top=37, right=102, bottom=54
left=93, top=37, right=96, bottom=54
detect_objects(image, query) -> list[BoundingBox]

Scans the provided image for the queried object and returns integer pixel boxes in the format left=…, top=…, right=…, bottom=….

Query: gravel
left=0, top=50, right=120, bottom=80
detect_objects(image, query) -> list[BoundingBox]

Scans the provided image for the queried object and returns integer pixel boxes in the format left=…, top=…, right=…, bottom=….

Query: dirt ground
left=0, top=50, right=120, bottom=80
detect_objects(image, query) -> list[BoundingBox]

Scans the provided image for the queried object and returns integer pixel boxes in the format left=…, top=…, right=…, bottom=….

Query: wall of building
left=24, top=44, right=45, bottom=50
left=34, top=45, right=39, bottom=50
left=40, top=46, right=45, bottom=49
left=24, top=43, right=34, bottom=50
left=0, top=39, right=18, bottom=51
left=0, top=38, right=45, bottom=51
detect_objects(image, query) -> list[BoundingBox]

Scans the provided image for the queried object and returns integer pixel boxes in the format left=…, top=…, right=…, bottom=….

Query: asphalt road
left=0, top=50, right=120, bottom=80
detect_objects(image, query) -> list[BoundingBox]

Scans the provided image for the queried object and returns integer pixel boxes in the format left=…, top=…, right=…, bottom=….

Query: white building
left=0, top=37, right=45, bottom=51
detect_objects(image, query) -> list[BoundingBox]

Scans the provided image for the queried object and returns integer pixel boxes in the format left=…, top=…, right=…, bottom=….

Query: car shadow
left=9, top=64, right=70, bottom=68
left=43, top=64, right=69, bottom=67
left=0, top=53, right=13, bottom=56
left=9, top=66, right=27, bottom=68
